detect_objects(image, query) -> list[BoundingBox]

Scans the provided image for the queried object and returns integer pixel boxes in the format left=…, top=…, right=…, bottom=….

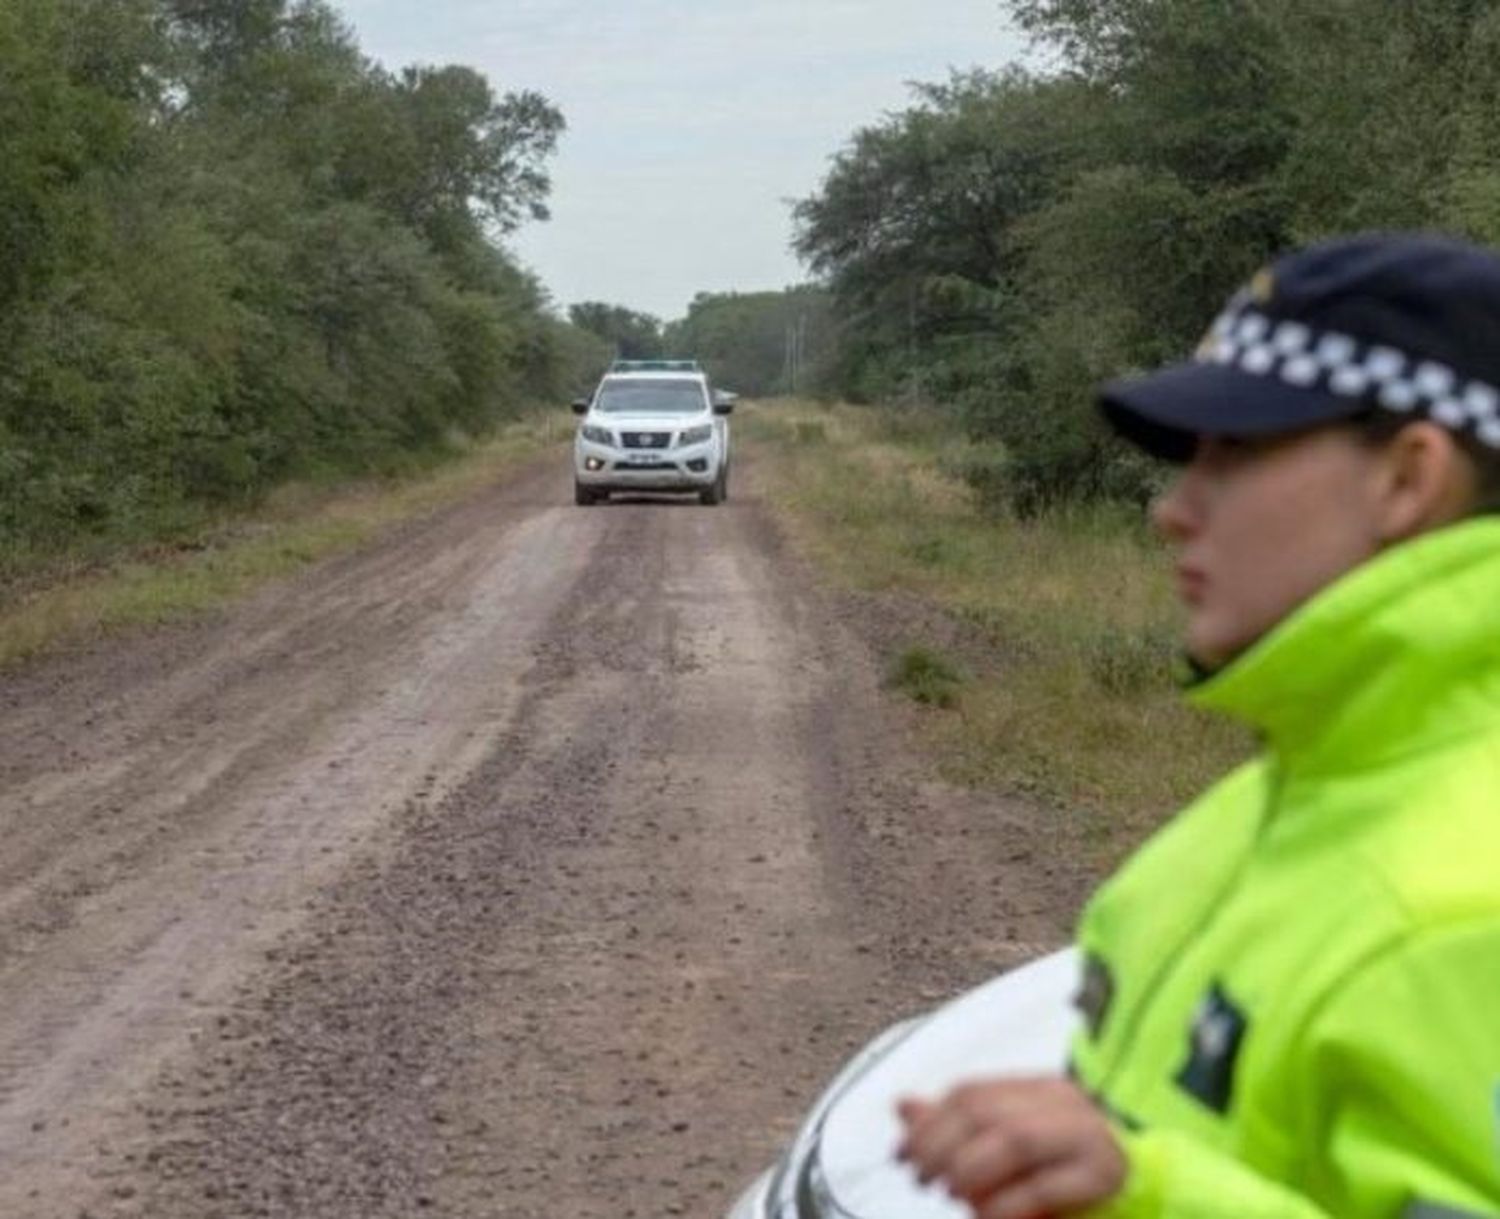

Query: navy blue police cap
left=1099, top=232, right=1500, bottom=462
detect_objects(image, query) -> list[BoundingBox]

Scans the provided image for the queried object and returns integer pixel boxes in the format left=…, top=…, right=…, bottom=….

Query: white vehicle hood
left=816, top=948, right=1081, bottom=1219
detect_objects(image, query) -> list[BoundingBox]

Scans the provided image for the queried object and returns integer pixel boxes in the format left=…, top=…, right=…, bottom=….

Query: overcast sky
left=335, top=1, right=1029, bottom=321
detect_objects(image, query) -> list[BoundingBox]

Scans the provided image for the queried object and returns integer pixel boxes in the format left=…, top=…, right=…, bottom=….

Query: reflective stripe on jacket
left=1072, top=517, right=1500, bottom=1219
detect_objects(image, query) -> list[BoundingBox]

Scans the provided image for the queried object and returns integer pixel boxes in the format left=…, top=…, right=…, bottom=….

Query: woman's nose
left=1151, top=475, right=1197, bottom=543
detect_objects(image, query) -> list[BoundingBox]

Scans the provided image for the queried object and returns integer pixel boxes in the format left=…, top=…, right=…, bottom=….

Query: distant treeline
left=565, top=291, right=839, bottom=399
left=0, top=0, right=610, bottom=571
left=787, top=0, right=1500, bottom=514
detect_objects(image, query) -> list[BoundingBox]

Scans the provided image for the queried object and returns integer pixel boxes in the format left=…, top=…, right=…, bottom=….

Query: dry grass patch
left=742, top=400, right=1247, bottom=854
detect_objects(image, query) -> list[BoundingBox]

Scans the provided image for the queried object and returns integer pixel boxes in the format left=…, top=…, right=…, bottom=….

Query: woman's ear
left=1374, top=422, right=1480, bottom=543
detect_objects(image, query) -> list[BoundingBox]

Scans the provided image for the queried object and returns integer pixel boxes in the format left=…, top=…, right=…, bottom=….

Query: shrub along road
left=0, top=451, right=1087, bottom=1218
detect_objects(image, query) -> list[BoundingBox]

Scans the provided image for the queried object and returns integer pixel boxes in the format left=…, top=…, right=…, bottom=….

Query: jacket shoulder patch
left=1074, top=953, right=1115, bottom=1039
left=1175, top=982, right=1247, bottom=1114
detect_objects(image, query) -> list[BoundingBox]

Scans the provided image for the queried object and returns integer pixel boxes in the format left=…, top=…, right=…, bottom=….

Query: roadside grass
left=740, top=400, right=1247, bottom=857
left=0, top=414, right=570, bottom=669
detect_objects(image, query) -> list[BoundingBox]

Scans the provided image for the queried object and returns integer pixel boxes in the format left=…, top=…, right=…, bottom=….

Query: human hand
left=895, top=1077, right=1127, bottom=1219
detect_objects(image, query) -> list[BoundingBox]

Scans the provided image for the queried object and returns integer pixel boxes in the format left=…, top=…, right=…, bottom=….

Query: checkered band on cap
left=1199, top=305, right=1500, bottom=449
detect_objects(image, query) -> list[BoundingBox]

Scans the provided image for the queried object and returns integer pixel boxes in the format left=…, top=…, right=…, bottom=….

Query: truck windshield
left=595, top=379, right=706, bottom=414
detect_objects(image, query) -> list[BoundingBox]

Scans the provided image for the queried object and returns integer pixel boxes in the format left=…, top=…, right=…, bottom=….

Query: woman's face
left=1151, top=426, right=1390, bottom=669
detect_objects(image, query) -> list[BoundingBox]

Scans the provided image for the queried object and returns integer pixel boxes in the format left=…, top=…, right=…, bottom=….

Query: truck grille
left=620, top=432, right=671, bottom=449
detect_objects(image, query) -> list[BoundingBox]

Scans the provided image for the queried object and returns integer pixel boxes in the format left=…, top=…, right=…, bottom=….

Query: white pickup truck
left=572, top=360, right=736, bottom=506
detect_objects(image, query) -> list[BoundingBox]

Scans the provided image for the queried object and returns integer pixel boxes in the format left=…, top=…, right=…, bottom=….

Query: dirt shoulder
left=0, top=447, right=1088, bottom=1218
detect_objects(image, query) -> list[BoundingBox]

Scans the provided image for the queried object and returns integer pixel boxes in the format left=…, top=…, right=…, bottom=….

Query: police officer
left=898, top=233, right=1500, bottom=1219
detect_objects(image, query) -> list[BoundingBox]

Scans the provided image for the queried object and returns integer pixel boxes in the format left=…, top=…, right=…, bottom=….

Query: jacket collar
left=1188, top=518, right=1500, bottom=775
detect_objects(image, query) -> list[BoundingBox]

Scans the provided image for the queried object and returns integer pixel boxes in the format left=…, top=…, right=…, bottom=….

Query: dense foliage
left=665, top=287, right=837, bottom=397
left=794, top=0, right=1500, bottom=514
left=0, top=0, right=608, bottom=570
left=567, top=302, right=666, bottom=360
left=564, top=288, right=839, bottom=399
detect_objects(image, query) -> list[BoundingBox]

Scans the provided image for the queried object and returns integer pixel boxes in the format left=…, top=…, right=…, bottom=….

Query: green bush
left=887, top=644, right=967, bottom=708
left=905, top=536, right=958, bottom=567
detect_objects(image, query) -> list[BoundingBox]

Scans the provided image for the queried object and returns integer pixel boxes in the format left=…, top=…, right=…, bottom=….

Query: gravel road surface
left=0, top=451, right=1087, bottom=1218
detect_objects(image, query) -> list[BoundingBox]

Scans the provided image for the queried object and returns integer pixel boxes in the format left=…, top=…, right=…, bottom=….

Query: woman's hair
left=1348, top=411, right=1500, bottom=515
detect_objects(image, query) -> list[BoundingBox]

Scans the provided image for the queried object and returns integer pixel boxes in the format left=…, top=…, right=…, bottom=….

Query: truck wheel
left=575, top=481, right=600, bottom=506
left=701, top=463, right=728, bottom=506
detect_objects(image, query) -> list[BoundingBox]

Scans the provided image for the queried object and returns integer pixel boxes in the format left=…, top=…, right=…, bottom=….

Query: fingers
left=894, top=1091, right=990, bottom=1181
left=974, top=1158, right=1125, bottom=1219
left=896, top=1078, right=1126, bottom=1218
left=944, top=1119, right=1036, bottom=1198
left=898, top=1078, right=1072, bottom=1182
left=897, top=1097, right=934, bottom=1125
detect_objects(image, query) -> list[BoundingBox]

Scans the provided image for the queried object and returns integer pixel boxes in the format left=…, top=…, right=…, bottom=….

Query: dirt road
left=0, top=451, right=1085, bottom=1218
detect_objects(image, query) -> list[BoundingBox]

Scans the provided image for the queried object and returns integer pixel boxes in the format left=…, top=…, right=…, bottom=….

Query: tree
left=795, top=0, right=1500, bottom=512
left=665, top=288, right=836, bottom=397
left=567, top=303, right=664, bottom=359
left=793, top=69, right=1098, bottom=407
left=367, top=68, right=563, bottom=243
left=0, top=0, right=584, bottom=570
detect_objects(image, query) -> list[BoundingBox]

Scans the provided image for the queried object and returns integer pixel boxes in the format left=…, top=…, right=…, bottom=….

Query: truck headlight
left=678, top=424, right=713, bottom=446
left=581, top=424, right=614, bottom=446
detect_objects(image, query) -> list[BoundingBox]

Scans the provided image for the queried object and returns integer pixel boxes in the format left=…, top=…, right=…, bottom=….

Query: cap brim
left=1098, top=361, right=1363, bottom=463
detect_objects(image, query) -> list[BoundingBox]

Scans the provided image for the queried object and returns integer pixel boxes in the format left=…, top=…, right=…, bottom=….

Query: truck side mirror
left=571, top=398, right=590, bottom=415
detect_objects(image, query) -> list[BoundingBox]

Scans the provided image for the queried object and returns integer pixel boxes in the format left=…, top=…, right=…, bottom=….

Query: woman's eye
left=1203, top=434, right=1273, bottom=463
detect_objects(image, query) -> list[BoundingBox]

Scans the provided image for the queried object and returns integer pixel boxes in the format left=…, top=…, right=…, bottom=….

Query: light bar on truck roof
left=609, top=359, right=701, bottom=372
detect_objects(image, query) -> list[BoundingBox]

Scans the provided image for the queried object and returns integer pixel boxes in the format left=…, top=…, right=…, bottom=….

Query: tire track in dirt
left=121, top=493, right=897, bottom=1217
left=0, top=466, right=605, bottom=1213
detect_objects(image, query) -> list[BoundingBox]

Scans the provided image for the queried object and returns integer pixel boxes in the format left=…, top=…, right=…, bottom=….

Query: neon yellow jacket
left=1072, top=518, right=1500, bottom=1219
